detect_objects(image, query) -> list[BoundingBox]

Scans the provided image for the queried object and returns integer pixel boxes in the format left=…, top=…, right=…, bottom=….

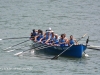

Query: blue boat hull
left=32, top=42, right=87, bottom=58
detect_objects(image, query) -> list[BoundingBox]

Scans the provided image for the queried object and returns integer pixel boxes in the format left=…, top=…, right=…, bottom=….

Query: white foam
left=85, top=54, right=89, bottom=57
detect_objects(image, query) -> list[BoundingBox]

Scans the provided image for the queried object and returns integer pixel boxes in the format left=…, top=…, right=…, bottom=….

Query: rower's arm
left=74, top=39, right=78, bottom=45
left=34, top=35, right=39, bottom=41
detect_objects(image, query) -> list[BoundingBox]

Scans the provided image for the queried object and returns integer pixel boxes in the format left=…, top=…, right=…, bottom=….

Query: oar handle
left=82, top=33, right=87, bottom=38
left=77, top=33, right=87, bottom=42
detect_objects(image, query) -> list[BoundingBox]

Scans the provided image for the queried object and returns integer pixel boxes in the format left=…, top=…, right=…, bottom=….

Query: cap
left=48, top=27, right=51, bottom=31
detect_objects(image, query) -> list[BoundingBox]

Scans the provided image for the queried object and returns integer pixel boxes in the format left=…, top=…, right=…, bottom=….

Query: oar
left=88, top=45, right=100, bottom=48
left=87, top=47, right=100, bottom=50
left=14, top=41, right=55, bottom=56
left=80, top=44, right=100, bottom=50
left=4, top=39, right=30, bottom=50
left=78, top=39, right=100, bottom=42
left=14, top=45, right=51, bottom=56
left=14, top=42, right=53, bottom=56
left=82, top=44, right=100, bottom=50
left=87, top=45, right=100, bottom=50
left=35, top=44, right=54, bottom=50
left=51, top=33, right=87, bottom=60
left=7, top=46, right=25, bottom=52
left=86, top=36, right=100, bottom=50
left=84, top=36, right=89, bottom=57
left=0, top=37, right=30, bottom=41
left=6, top=43, right=32, bottom=53
left=14, top=42, right=43, bottom=55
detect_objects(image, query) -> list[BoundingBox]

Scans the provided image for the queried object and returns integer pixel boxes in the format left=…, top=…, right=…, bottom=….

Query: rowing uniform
left=59, top=39, right=65, bottom=46
left=70, top=39, right=75, bottom=45
left=53, top=38, right=59, bottom=44
left=37, top=33, right=43, bottom=41
left=45, top=32, right=50, bottom=40
left=59, top=38, right=69, bottom=46
left=42, top=32, right=50, bottom=43
left=31, top=32, right=37, bottom=37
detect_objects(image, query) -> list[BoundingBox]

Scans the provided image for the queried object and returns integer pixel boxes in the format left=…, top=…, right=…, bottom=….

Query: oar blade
left=86, top=36, right=89, bottom=44
left=6, top=50, right=15, bottom=52
left=87, top=46, right=100, bottom=50
left=14, top=52, right=23, bottom=56
left=0, top=37, right=29, bottom=41
left=0, top=39, right=2, bottom=41
left=88, top=45, right=100, bottom=48
left=51, top=55, right=59, bottom=60
left=4, top=47, right=11, bottom=51
left=83, top=33, right=87, bottom=38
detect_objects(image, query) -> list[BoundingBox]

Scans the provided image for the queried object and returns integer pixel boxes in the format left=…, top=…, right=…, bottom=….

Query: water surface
left=0, top=0, right=100, bottom=75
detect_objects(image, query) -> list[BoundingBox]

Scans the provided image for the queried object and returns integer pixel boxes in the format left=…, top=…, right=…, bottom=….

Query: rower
left=30, top=29, right=37, bottom=40
left=59, top=34, right=69, bottom=46
left=52, top=34, right=59, bottom=46
left=34, top=29, right=44, bottom=42
left=44, top=30, right=51, bottom=44
left=64, top=34, right=69, bottom=46
left=38, top=27, right=55, bottom=45
left=59, top=34, right=66, bottom=46
left=69, top=35, right=78, bottom=45
left=49, top=31, right=55, bottom=42
left=39, top=29, right=51, bottom=44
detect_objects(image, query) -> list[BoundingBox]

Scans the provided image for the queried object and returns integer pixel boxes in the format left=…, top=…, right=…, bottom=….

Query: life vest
left=37, top=34, right=43, bottom=41
left=70, top=39, right=75, bottom=45
left=45, top=32, right=50, bottom=40
left=53, top=38, right=59, bottom=44
left=59, top=39, right=65, bottom=46
left=31, top=32, right=37, bottom=37
left=31, top=32, right=37, bottom=39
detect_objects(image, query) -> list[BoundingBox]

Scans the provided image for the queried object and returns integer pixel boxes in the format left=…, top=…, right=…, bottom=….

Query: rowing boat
left=32, top=41, right=87, bottom=58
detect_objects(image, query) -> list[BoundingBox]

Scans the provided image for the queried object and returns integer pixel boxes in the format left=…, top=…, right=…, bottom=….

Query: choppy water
left=0, top=0, right=100, bottom=75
